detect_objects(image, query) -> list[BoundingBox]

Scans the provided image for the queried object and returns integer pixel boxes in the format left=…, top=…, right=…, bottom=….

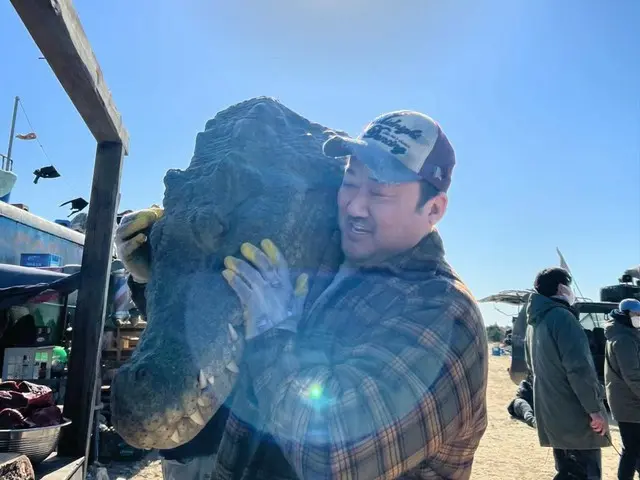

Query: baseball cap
left=322, top=110, right=455, bottom=191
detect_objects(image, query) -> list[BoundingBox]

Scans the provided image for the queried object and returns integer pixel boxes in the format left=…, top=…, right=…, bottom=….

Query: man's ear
left=421, top=192, right=448, bottom=226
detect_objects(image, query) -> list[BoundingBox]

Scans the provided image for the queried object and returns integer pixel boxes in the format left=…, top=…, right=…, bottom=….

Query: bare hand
left=589, top=412, right=608, bottom=436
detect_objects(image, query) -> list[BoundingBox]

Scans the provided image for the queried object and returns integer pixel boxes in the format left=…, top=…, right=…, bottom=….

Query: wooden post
left=58, top=142, right=124, bottom=460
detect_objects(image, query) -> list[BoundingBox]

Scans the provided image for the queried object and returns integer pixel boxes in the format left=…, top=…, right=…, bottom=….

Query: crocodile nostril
left=134, top=366, right=148, bottom=382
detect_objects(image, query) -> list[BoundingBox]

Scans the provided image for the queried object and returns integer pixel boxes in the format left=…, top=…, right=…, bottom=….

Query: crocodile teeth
left=226, top=361, right=240, bottom=374
left=190, top=409, right=205, bottom=426
left=198, top=370, right=207, bottom=390
left=171, top=430, right=181, bottom=444
left=228, top=323, right=239, bottom=342
left=177, top=418, right=189, bottom=435
left=207, top=376, right=215, bottom=386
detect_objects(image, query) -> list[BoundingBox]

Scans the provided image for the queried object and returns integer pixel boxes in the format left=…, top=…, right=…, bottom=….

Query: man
left=525, top=267, right=609, bottom=480
left=604, top=298, right=640, bottom=480
left=116, top=110, right=488, bottom=479
left=506, top=374, right=536, bottom=428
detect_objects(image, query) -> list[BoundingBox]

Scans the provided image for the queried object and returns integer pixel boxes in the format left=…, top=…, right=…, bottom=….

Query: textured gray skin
left=110, top=97, right=345, bottom=450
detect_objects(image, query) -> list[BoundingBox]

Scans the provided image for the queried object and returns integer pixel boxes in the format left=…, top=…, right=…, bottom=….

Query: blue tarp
left=0, top=263, right=81, bottom=310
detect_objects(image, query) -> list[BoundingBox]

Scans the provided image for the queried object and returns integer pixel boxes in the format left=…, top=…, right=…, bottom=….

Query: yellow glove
left=115, top=206, right=163, bottom=283
left=222, top=239, right=308, bottom=339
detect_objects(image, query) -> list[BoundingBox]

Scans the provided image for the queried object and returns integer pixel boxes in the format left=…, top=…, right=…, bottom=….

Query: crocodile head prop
left=110, top=97, right=345, bottom=449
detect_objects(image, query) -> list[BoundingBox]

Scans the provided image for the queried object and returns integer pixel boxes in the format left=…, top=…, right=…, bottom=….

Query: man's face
left=337, top=157, right=446, bottom=265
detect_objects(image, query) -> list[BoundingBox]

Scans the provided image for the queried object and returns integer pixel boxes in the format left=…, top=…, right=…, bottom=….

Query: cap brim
left=322, top=135, right=421, bottom=184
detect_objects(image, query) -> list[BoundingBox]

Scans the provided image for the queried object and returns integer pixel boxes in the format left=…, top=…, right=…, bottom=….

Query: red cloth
left=0, top=381, right=53, bottom=410
left=0, top=381, right=61, bottom=429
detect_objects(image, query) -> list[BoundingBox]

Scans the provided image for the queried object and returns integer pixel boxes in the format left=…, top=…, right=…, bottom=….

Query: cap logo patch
left=362, top=113, right=424, bottom=156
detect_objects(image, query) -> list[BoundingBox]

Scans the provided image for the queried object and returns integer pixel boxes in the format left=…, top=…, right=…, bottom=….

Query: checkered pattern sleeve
left=244, top=293, right=484, bottom=479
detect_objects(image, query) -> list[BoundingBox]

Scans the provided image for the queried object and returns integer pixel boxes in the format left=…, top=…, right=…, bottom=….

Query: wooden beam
left=9, top=0, right=129, bottom=153
left=58, top=142, right=124, bottom=460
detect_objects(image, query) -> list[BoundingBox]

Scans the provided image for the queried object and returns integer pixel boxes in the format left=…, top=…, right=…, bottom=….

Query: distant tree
left=486, top=323, right=505, bottom=343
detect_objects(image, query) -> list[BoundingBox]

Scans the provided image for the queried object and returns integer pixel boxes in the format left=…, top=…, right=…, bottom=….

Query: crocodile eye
left=190, top=207, right=227, bottom=253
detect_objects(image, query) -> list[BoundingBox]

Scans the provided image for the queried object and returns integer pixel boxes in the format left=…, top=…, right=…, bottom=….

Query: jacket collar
left=549, top=296, right=579, bottom=317
left=611, top=309, right=633, bottom=329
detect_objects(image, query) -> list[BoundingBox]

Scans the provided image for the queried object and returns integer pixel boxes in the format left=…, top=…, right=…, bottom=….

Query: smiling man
left=117, top=110, right=489, bottom=479
left=219, top=110, right=489, bottom=479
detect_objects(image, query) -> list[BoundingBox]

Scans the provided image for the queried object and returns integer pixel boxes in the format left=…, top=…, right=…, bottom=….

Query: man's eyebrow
left=368, top=175, right=389, bottom=185
left=370, top=182, right=394, bottom=193
left=344, top=166, right=383, bottom=184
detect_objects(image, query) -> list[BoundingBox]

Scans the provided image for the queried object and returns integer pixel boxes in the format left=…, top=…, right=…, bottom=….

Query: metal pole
left=6, top=96, right=19, bottom=172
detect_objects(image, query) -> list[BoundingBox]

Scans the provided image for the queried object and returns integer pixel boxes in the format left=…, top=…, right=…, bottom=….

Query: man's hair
left=534, top=267, right=572, bottom=298
left=416, top=181, right=440, bottom=211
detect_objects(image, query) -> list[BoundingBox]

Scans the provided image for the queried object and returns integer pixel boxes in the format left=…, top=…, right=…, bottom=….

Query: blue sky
left=1, top=0, right=638, bottom=325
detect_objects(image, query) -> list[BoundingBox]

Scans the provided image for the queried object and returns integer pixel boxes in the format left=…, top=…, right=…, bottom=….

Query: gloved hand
left=114, top=206, right=164, bottom=284
left=222, top=239, right=308, bottom=340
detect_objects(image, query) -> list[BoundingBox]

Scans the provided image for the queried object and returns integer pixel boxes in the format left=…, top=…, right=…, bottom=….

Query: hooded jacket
left=525, top=293, right=608, bottom=449
left=604, top=310, right=640, bottom=423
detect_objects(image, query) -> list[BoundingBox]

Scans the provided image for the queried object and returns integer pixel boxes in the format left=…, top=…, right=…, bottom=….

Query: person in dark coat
left=507, top=374, right=536, bottom=428
left=525, top=267, right=609, bottom=480
left=604, top=298, right=640, bottom=480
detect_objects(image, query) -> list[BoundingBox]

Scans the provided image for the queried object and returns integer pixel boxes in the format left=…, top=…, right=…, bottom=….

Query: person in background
left=525, top=267, right=609, bottom=480
left=507, top=373, right=536, bottom=428
left=604, top=298, right=640, bottom=480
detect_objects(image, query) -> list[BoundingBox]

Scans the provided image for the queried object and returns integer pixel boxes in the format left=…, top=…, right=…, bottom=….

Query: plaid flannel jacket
left=211, top=230, right=488, bottom=480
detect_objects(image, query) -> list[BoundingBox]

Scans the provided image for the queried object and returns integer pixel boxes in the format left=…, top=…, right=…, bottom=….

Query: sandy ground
left=101, top=354, right=623, bottom=479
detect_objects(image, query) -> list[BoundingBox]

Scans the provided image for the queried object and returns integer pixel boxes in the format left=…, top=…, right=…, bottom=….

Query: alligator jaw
left=111, top=325, right=244, bottom=451
left=113, top=366, right=241, bottom=450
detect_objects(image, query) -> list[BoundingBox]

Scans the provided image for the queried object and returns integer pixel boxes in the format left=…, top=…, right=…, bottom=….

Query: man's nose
left=346, top=188, right=369, bottom=218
